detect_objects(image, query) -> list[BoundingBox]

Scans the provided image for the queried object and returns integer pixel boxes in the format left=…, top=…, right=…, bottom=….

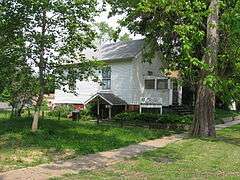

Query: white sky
left=94, top=3, right=143, bottom=40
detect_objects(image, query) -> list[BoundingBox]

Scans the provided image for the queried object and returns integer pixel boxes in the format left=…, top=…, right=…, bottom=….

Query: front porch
left=85, top=93, right=128, bottom=120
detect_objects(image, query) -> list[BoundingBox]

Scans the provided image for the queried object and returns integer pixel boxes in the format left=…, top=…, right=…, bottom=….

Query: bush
left=79, top=114, right=93, bottom=121
left=48, top=105, right=74, bottom=118
left=113, top=112, right=192, bottom=125
left=113, top=112, right=139, bottom=122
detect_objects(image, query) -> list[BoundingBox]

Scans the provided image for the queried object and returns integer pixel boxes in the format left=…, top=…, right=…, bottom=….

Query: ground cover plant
left=0, top=112, right=172, bottom=172
left=56, top=124, right=240, bottom=179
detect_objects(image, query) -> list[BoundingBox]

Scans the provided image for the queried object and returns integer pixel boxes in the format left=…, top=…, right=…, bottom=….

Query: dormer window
left=102, top=67, right=111, bottom=90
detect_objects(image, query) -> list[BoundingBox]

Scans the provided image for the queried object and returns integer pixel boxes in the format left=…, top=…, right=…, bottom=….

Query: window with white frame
left=102, top=67, right=111, bottom=90
left=157, top=79, right=169, bottom=90
left=145, top=79, right=155, bottom=89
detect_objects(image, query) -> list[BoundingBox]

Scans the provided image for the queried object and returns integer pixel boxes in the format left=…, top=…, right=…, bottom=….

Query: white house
left=54, top=39, right=182, bottom=118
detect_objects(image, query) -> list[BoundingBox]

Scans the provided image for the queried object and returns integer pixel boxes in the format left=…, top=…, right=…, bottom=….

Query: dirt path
left=1, top=119, right=240, bottom=180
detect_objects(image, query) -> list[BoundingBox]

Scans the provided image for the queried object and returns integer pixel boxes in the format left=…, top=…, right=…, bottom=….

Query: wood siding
left=54, top=54, right=175, bottom=106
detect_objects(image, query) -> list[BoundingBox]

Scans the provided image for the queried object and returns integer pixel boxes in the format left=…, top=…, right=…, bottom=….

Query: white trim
left=85, top=94, right=113, bottom=105
left=139, top=104, right=162, bottom=115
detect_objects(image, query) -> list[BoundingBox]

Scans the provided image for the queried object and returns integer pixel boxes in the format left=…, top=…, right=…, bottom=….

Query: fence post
left=77, top=112, right=80, bottom=121
left=96, top=115, right=100, bottom=125
left=58, top=111, right=60, bottom=120
left=121, top=119, right=123, bottom=128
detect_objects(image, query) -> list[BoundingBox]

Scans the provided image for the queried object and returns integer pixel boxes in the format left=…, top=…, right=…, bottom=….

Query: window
left=157, top=79, right=169, bottom=90
left=145, top=79, right=155, bottom=89
left=102, top=67, right=111, bottom=90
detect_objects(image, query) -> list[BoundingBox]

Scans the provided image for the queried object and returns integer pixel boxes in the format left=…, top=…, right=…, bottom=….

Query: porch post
left=97, top=98, right=100, bottom=116
left=97, top=98, right=100, bottom=124
left=109, top=105, right=112, bottom=120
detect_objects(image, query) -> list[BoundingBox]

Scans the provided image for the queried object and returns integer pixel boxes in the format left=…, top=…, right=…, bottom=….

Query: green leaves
left=0, top=0, right=102, bottom=109
left=108, top=0, right=240, bottom=105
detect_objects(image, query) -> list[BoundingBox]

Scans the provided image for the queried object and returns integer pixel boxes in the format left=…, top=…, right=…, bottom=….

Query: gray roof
left=99, top=39, right=144, bottom=61
left=85, top=93, right=127, bottom=105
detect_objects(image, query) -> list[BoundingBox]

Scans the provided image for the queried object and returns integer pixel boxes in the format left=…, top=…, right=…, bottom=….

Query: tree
left=96, top=21, right=132, bottom=44
left=107, top=0, right=240, bottom=136
left=119, top=33, right=132, bottom=42
left=0, top=0, right=101, bottom=131
left=0, top=67, right=38, bottom=117
left=96, top=22, right=119, bottom=44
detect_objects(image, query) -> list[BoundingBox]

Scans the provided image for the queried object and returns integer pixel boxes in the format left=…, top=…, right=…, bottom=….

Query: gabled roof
left=99, top=39, right=144, bottom=61
left=85, top=93, right=127, bottom=105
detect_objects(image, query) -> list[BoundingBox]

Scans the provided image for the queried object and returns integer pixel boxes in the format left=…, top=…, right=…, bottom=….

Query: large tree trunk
left=192, top=83, right=216, bottom=136
left=191, top=0, right=219, bottom=137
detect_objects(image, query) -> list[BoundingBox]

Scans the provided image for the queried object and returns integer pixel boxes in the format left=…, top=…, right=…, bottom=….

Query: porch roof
left=85, top=93, right=127, bottom=106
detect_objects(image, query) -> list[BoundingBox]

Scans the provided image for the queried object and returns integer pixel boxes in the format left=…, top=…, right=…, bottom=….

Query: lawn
left=57, top=125, right=240, bottom=180
left=0, top=111, right=172, bottom=173
left=215, top=108, right=240, bottom=124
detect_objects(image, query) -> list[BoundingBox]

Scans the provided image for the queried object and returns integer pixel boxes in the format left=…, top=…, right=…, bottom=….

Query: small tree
left=0, top=68, right=38, bottom=117
left=0, top=0, right=101, bottom=131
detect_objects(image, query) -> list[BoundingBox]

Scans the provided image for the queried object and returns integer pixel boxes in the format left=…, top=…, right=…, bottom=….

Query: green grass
left=0, top=112, right=172, bottom=173
left=57, top=125, right=240, bottom=180
left=215, top=108, right=240, bottom=119
left=215, top=108, right=240, bottom=124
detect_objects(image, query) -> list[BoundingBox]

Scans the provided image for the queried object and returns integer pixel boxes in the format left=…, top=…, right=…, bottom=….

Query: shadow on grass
left=190, top=125, right=240, bottom=148
left=0, top=116, right=172, bottom=157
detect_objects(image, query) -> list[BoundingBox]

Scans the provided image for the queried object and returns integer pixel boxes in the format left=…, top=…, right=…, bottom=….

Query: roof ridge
left=101, top=39, right=144, bottom=48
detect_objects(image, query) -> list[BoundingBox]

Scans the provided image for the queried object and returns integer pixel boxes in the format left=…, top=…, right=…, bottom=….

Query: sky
left=94, top=2, right=143, bottom=40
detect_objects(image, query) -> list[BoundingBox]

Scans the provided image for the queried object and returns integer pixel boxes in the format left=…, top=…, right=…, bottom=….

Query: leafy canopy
left=0, top=0, right=103, bottom=103
left=107, top=0, right=240, bottom=103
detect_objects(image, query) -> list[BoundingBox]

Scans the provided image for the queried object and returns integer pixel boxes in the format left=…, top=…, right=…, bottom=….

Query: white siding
left=54, top=53, right=177, bottom=106
left=54, top=80, right=99, bottom=104
left=131, top=51, right=173, bottom=106
left=100, top=60, right=134, bottom=104
left=54, top=61, right=134, bottom=105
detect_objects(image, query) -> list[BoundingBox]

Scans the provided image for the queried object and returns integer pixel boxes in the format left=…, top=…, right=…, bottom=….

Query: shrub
left=113, top=112, right=192, bottom=125
left=113, top=112, right=139, bottom=122
left=48, top=105, right=74, bottom=118
left=79, top=114, right=93, bottom=121
left=159, top=114, right=192, bottom=125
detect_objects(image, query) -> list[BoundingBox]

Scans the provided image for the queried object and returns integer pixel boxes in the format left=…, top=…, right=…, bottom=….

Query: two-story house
left=54, top=39, right=182, bottom=118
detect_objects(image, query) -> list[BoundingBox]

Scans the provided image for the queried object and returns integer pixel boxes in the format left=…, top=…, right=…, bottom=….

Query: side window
left=102, top=67, right=111, bottom=90
left=145, top=79, right=155, bottom=89
left=157, top=79, right=169, bottom=90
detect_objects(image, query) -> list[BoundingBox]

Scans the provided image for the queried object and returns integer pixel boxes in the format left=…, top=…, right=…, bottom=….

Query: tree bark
left=192, top=83, right=216, bottom=136
left=31, top=10, right=47, bottom=132
left=32, top=110, right=40, bottom=131
left=191, top=0, right=219, bottom=137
